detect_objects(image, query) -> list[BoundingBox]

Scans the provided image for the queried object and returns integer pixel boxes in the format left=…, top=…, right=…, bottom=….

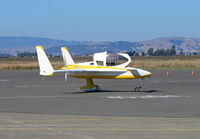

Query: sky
left=0, top=0, right=200, bottom=42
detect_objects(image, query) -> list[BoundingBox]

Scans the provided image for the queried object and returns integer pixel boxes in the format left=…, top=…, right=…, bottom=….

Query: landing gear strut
left=78, top=78, right=100, bottom=92
left=134, top=78, right=144, bottom=92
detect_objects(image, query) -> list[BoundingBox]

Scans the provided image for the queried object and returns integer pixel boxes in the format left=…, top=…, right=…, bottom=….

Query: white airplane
left=36, top=46, right=152, bottom=92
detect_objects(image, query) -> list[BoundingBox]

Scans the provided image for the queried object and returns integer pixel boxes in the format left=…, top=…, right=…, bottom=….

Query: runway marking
left=0, top=79, right=8, bottom=82
left=111, top=117, right=200, bottom=120
left=107, top=95, right=189, bottom=99
left=0, top=123, right=126, bottom=127
left=0, top=127, right=198, bottom=131
left=0, top=96, right=71, bottom=99
left=12, top=117, right=200, bottom=122
left=7, top=120, right=23, bottom=124
left=15, top=85, right=41, bottom=88
left=19, top=118, right=105, bottom=122
left=1, top=95, right=187, bottom=100
left=167, top=80, right=200, bottom=83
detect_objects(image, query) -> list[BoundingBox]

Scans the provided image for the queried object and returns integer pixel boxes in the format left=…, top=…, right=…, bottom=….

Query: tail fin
left=61, top=47, right=75, bottom=67
left=36, top=46, right=54, bottom=76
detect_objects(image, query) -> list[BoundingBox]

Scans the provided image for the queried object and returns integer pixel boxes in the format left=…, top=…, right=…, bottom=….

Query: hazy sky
left=0, top=0, right=200, bottom=41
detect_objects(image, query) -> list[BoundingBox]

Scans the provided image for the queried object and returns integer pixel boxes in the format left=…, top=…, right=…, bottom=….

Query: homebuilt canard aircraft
left=36, top=46, right=152, bottom=92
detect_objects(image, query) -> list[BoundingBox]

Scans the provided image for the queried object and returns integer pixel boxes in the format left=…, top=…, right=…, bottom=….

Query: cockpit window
left=106, top=53, right=128, bottom=66
left=96, top=61, right=104, bottom=66
left=106, top=53, right=118, bottom=66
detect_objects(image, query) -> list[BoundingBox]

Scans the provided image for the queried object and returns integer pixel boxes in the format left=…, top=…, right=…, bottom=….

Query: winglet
left=36, top=46, right=54, bottom=76
left=61, top=47, right=75, bottom=67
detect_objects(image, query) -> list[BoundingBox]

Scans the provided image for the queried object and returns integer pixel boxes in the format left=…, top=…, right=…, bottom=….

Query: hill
left=0, top=36, right=200, bottom=55
left=138, top=37, right=200, bottom=54
left=0, top=36, right=86, bottom=55
left=46, top=37, right=200, bottom=55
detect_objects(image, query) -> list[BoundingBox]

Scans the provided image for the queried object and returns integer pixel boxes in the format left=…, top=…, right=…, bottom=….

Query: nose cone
left=137, top=69, right=152, bottom=78
left=144, top=70, right=152, bottom=77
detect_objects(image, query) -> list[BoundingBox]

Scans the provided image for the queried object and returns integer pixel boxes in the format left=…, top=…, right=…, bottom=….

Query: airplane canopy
left=93, top=52, right=131, bottom=68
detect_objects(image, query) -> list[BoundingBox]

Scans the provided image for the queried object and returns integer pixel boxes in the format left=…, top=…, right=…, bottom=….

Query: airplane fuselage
left=65, top=64, right=152, bottom=79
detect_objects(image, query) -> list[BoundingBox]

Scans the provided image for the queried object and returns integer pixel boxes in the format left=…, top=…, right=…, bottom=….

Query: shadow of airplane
left=59, top=89, right=163, bottom=94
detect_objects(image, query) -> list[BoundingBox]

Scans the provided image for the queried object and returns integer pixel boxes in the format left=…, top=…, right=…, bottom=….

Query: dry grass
left=129, top=56, right=200, bottom=70
left=0, top=56, right=200, bottom=70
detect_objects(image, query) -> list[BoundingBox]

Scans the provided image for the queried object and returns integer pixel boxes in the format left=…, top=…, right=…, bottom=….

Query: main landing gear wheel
left=134, top=78, right=144, bottom=92
left=78, top=78, right=100, bottom=92
left=134, top=87, right=142, bottom=92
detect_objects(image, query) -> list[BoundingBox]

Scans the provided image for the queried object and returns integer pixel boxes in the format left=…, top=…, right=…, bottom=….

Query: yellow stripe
left=70, top=72, right=152, bottom=79
left=71, top=75, right=137, bottom=79
left=61, top=47, right=69, bottom=52
left=36, top=45, right=45, bottom=52
left=66, top=65, right=127, bottom=71
left=43, top=73, right=54, bottom=76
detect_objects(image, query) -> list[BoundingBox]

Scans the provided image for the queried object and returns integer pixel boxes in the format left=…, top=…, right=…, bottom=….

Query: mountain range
left=0, top=36, right=200, bottom=56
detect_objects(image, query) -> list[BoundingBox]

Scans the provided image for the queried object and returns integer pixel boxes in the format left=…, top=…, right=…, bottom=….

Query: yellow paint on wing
left=67, top=64, right=127, bottom=71
left=65, top=65, right=138, bottom=79
left=71, top=74, right=137, bottom=79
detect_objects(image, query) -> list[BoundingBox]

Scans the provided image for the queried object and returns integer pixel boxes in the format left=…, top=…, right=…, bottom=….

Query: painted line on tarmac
left=106, top=95, right=190, bottom=99
left=0, top=79, right=8, bottom=82
left=167, top=80, right=200, bottom=83
left=12, top=117, right=200, bottom=123
left=19, top=118, right=105, bottom=122
left=0, top=123, right=126, bottom=127
left=110, top=117, right=200, bottom=120
left=15, top=85, right=41, bottom=88
left=0, top=96, right=72, bottom=99
left=0, top=127, right=199, bottom=131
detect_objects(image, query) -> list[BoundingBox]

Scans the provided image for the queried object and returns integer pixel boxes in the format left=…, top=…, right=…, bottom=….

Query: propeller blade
left=65, top=72, right=68, bottom=82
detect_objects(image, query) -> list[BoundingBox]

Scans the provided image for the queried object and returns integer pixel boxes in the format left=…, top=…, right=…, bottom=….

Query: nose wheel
left=134, top=78, right=144, bottom=92
left=134, top=86, right=142, bottom=92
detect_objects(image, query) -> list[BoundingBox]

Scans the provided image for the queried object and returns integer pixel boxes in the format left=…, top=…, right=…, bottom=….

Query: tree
left=17, top=52, right=37, bottom=58
left=169, top=45, right=176, bottom=56
left=153, top=48, right=168, bottom=56
left=127, top=50, right=136, bottom=56
left=165, top=48, right=170, bottom=56
left=154, top=49, right=161, bottom=56
left=159, top=49, right=165, bottom=56
left=147, top=48, right=154, bottom=56
left=180, top=49, right=183, bottom=55
left=193, top=52, right=197, bottom=55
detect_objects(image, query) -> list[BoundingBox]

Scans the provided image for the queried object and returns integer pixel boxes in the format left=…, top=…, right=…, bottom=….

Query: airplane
left=36, top=46, right=152, bottom=92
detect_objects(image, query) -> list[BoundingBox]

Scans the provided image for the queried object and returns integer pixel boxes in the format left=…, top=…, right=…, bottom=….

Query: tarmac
left=0, top=70, right=200, bottom=138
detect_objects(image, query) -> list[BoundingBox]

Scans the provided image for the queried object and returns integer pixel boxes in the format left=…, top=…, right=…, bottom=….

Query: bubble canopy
left=93, top=52, right=131, bottom=68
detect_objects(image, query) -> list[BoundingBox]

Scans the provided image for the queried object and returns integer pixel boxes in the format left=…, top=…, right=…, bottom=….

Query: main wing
left=54, top=67, right=131, bottom=79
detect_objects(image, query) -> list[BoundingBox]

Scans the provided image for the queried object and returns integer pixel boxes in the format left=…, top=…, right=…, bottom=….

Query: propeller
left=65, top=72, right=68, bottom=82
left=64, top=67, right=68, bottom=83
